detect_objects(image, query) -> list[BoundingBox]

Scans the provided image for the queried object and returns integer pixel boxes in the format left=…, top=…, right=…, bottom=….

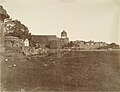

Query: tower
left=61, top=30, right=67, bottom=39
left=60, top=30, right=69, bottom=45
left=0, top=5, right=9, bottom=52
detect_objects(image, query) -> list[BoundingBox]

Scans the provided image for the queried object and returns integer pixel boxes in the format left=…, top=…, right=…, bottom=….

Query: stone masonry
left=0, top=5, right=9, bottom=52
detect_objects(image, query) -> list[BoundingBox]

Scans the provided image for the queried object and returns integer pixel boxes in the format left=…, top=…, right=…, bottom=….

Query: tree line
left=4, top=18, right=31, bottom=40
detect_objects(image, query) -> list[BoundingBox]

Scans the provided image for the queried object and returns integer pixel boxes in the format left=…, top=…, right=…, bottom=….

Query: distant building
left=60, top=30, right=69, bottom=44
left=61, top=30, right=67, bottom=39
left=31, top=30, right=69, bottom=49
left=24, top=38, right=29, bottom=46
left=31, top=35, right=58, bottom=48
left=72, top=40, right=108, bottom=50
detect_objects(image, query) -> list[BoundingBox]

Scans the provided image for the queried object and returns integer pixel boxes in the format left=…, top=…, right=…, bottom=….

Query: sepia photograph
left=0, top=0, right=120, bottom=91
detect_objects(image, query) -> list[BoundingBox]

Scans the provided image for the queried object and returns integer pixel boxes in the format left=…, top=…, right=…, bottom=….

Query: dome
left=61, top=30, right=67, bottom=38
left=61, top=30, right=67, bottom=36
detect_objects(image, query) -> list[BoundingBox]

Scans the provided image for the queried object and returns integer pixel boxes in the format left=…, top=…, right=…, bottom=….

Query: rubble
left=13, top=64, right=16, bottom=67
left=5, top=58, right=8, bottom=62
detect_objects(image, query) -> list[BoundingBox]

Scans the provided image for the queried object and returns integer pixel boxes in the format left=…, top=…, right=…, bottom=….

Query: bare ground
left=1, top=50, right=120, bottom=91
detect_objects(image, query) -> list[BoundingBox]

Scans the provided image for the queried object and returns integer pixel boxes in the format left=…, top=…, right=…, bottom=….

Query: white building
left=24, top=38, right=29, bottom=46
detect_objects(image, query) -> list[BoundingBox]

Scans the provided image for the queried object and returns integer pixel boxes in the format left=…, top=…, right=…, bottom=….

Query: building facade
left=31, top=30, right=69, bottom=49
left=72, top=40, right=108, bottom=50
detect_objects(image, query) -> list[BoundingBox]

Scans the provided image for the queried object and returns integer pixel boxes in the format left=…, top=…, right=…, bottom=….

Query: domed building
left=61, top=30, right=67, bottom=39
left=31, top=30, right=69, bottom=49
left=60, top=30, right=69, bottom=44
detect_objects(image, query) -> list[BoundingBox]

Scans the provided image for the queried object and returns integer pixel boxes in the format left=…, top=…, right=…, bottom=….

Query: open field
left=1, top=51, right=120, bottom=91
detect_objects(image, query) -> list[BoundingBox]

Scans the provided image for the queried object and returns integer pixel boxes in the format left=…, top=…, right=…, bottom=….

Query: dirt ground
left=1, top=50, right=120, bottom=91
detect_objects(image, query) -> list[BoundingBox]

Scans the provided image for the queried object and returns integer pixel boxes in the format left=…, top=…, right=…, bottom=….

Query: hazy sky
left=0, top=0, right=120, bottom=43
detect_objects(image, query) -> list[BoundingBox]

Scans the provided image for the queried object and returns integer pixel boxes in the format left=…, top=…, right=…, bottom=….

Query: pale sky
left=0, top=0, right=120, bottom=44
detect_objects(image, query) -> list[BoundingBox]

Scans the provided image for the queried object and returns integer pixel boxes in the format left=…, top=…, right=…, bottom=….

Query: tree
left=4, top=18, right=31, bottom=40
left=108, top=43, right=120, bottom=49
